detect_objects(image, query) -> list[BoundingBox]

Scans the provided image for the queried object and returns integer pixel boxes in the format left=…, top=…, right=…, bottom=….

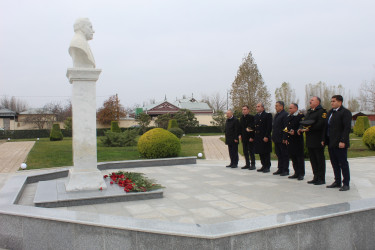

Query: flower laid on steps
left=103, top=171, right=163, bottom=193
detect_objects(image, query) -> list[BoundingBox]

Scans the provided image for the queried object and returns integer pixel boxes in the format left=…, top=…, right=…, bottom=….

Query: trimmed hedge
left=101, top=129, right=138, bottom=147
left=168, top=127, right=184, bottom=139
left=111, top=121, right=121, bottom=133
left=353, top=116, right=370, bottom=137
left=363, top=126, right=375, bottom=150
left=167, top=119, right=179, bottom=130
left=184, top=126, right=222, bottom=134
left=50, top=124, right=63, bottom=141
left=137, top=128, right=181, bottom=159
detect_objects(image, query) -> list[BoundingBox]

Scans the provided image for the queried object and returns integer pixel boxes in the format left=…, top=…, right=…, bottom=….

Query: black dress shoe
left=231, top=165, right=238, bottom=168
left=280, top=172, right=289, bottom=176
left=257, top=167, right=265, bottom=172
left=262, top=168, right=270, bottom=173
left=273, top=170, right=282, bottom=175
left=241, top=166, right=250, bottom=169
left=314, top=180, right=326, bottom=185
left=339, top=185, right=350, bottom=191
left=307, top=179, right=317, bottom=184
left=226, top=164, right=232, bottom=168
left=326, top=182, right=342, bottom=188
left=297, top=176, right=304, bottom=181
left=249, top=166, right=256, bottom=170
left=288, top=174, right=298, bottom=179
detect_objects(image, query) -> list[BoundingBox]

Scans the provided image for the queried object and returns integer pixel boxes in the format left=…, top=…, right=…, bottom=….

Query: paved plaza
left=1, top=137, right=375, bottom=225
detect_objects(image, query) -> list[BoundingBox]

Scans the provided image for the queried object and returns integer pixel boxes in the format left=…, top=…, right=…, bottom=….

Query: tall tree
left=230, top=52, right=271, bottom=113
left=274, top=82, right=298, bottom=109
left=97, top=94, right=126, bottom=125
left=155, top=113, right=171, bottom=129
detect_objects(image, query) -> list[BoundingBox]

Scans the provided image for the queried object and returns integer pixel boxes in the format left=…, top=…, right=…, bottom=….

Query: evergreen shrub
left=137, top=128, right=181, bottom=159
left=111, top=121, right=121, bottom=133
left=363, top=126, right=375, bottom=151
left=168, top=127, right=184, bottom=139
left=167, top=119, right=179, bottom=130
left=353, top=116, right=370, bottom=137
left=50, top=124, right=63, bottom=141
left=101, top=129, right=138, bottom=147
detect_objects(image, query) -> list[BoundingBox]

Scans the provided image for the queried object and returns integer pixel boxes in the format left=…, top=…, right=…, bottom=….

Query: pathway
left=0, top=141, right=35, bottom=173
left=201, top=135, right=245, bottom=163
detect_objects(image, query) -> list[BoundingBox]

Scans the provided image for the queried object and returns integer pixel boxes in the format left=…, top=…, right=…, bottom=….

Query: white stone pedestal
left=65, top=68, right=107, bottom=192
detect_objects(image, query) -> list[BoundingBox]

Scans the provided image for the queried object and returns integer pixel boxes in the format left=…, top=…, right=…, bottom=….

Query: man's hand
left=297, top=129, right=302, bottom=135
left=234, top=139, right=238, bottom=143
left=289, top=129, right=295, bottom=135
left=321, top=141, right=325, bottom=146
left=263, top=137, right=268, bottom=142
left=249, top=138, right=254, bottom=142
left=339, top=142, right=345, bottom=148
left=304, top=127, right=310, bottom=132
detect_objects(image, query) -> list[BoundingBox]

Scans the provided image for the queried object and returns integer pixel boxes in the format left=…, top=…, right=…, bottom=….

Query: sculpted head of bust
left=74, top=18, right=95, bottom=41
left=69, top=18, right=96, bottom=68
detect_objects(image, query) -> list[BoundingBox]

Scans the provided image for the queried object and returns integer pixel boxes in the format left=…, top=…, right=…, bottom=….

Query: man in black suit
left=272, top=101, right=289, bottom=176
left=254, top=103, right=273, bottom=173
left=224, top=110, right=240, bottom=168
left=283, top=103, right=305, bottom=180
left=239, top=105, right=256, bottom=170
left=323, top=95, right=352, bottom=191
left=298, top=96, right=327, bottom=185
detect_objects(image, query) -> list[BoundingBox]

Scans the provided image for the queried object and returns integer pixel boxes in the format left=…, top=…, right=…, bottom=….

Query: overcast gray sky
left=1, top=0, right=374, bottom=110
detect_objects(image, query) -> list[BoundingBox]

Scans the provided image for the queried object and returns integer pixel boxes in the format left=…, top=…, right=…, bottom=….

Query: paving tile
left=208, top=200, right=238, bottom=209
left=194, top=194, right=219, bottom=201
left=189, top=207, right=225, bottom=218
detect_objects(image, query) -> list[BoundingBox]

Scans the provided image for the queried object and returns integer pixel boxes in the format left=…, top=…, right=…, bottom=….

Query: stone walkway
left=201, top=135, right=245, bottom=163
left=0, top=141, right=35, bottom=173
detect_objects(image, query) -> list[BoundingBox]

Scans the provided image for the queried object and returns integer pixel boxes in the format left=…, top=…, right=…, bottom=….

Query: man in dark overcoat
left=283, top=103, right=305, bottom=180
left=272, top=101, right=289, bottom=176
left=298, top=96, right=327, bottom=185
left=239, top=105, right=256, bottom=170
left=254, top=103, right=273, bottom=173
left=323, top=95, right=352, bottom=191
left=224, top=110, right=240, bottom=168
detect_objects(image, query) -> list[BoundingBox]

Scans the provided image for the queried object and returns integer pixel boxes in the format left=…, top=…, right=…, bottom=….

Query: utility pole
left=227, top=90, right=229, bottom=110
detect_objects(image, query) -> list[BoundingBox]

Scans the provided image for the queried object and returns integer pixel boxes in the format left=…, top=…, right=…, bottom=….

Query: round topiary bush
left=50, top=123, right=63, bottom=141
left=137, top=128, right=181, bottom=159
left=168, top=127, right=184, bottom=139
left=363, top=126, right=375, bottom=150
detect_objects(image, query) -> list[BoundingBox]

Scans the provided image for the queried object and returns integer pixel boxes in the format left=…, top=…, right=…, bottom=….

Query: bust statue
left=69, top=18, right=96, bottom=68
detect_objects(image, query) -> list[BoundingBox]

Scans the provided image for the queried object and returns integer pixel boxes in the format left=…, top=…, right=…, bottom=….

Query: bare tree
left=44, top=100, right=72, bottom=122
left=230, top=52, right=271, bottom=113
left=201, top=92, right=227, bottom=113
left=305, top=82, right=347, bottom=110
left=359, top=80, right=375, bottom=111
left=275, top=82, right=298, bottom=109
left=23, top=107, right=55, bottom=129
left=0, top=96, right=29, bottom=113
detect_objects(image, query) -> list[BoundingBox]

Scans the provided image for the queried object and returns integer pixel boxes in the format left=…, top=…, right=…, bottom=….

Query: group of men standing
left=224, top=95, right=352, bottom=191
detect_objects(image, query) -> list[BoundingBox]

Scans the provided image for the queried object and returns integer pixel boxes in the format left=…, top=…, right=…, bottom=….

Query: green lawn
left=25, top=136, right=204, bottom=170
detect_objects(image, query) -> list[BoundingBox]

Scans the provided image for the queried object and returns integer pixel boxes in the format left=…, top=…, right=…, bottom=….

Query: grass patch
left=25, top=136, right=204, bottom=169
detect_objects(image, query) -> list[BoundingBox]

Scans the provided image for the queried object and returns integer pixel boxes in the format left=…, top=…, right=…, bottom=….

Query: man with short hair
left=284, top=103, right=305, bottom=180
left=323, top=95, right=352, bottom=191
left=272, top=101, right=289, bottom=176
left=254, top=103, right=273, bottom=173
left=224, top=110, right=240, bottom=168
left=298, top=96, right=327, bottom=185
left=239, top=105, right=256, bottom=170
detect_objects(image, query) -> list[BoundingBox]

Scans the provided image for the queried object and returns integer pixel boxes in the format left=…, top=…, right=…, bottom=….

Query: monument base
left=65, top=169, right=107, bottom=192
